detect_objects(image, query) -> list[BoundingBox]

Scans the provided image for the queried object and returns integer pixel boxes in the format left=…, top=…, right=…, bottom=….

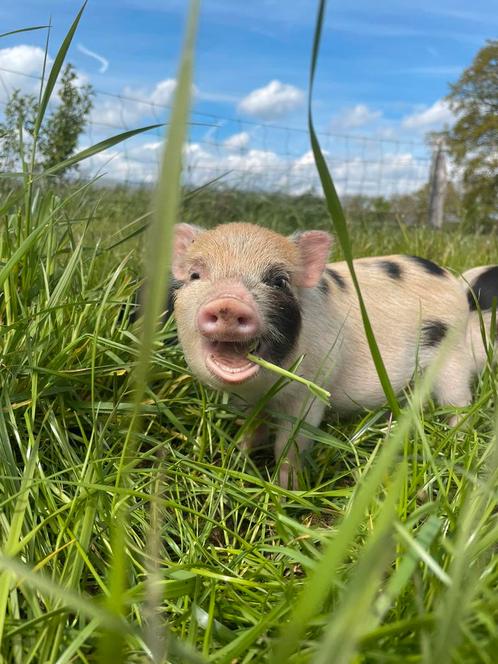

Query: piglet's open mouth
left=203, top=338, right=261, bottom=384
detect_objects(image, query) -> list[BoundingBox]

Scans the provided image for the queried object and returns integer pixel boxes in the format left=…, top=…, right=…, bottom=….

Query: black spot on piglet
left=259, top=288, right=302, bottom=365
left=326, top=268, right=347, bottom=290
left=379, top=260, right=403, bottom=279
left=467, top=266, right=498, bottom=311
left=408, top=255, right=447, bottom=277
left=421, top=320, right=448, bottom=347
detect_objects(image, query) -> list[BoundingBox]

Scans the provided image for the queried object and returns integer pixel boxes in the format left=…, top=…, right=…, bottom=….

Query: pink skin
left=197, top=287, right=263, bottom=384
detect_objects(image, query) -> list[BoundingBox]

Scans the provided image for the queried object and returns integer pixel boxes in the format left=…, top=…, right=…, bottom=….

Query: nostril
left=198, top=297, right=259, bottom=337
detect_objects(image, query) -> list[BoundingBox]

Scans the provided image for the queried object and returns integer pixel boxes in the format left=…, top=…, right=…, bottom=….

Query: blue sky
left=0, top=1, right=495, bottom=194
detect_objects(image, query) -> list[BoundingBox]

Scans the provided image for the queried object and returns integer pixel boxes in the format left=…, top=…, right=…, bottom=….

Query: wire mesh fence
left=1, top=64, right=434, bottom=199
left=84, top=88, right=432, bottom=197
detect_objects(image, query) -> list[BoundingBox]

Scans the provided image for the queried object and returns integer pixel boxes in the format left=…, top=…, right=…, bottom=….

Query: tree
left=0, top=63, right=94, bottom=177
left=38, top=63, right=93, bottom=173
left=0, top=89, right=38, bottom=170
left=440, top=40, right=498, bottom=228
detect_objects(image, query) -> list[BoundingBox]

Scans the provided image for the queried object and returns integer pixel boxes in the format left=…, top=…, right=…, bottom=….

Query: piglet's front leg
left=273, top=397, right=328, bottom=489
left=238, top=420, right=270, bottom=453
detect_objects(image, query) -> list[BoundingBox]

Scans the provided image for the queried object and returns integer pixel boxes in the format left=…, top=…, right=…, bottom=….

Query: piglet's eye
left=273, top=276, right=288, bottom=289
left=190, top=272, right=200, bottom=281
left=262, top=265, right=290, bottom=290
left=265, top=274, right=289, bottom=289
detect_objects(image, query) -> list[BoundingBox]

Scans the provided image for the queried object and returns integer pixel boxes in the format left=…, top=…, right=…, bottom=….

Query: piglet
left=171, top=222, right=498, bottom=488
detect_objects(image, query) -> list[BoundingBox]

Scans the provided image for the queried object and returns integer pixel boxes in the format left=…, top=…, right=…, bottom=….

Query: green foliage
left=0, top=63, right=93, bottom=177
left=0, top=89, right=38, bottom=170
left=440, top=39, right=498, bottom=229
left=38, top=63, right=94, bottom=174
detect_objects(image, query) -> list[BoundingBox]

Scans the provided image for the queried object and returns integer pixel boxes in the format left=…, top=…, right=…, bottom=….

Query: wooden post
left=428, top=140, right=448, bottom=228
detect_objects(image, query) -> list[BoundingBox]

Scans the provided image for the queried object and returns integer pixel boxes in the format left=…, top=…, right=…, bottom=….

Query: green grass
left=0, top=2, right=497, bottom=663
left=0, top=178, right=496, bottom=664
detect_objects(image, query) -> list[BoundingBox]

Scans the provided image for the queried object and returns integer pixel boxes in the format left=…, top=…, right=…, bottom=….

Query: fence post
left=428, top=139, right=448, bottom=228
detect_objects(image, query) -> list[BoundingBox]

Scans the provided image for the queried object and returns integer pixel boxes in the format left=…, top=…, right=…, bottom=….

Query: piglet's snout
left=197, top=296, right=260, bottom=341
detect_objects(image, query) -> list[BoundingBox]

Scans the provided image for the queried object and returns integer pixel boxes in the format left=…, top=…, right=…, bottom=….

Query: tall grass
left=0, top=1, right=497, bottom=663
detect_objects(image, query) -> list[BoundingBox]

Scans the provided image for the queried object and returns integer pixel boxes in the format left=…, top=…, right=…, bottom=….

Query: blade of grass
left=0, top=554, right=132, bottom=635
left=311, top=467, right=403, bottom=664
left=307, top=0, right=400, bottom=417
left=54, top=618, right=99, bottom=664
left=368, top=516, right=442, bottom=625
left=100, top=1, right=201, bottom=662
left=47, top=235, right=84, bottom=308
left=115, top=0, right=200, bottom=483
left=393, top=518, right=450, bottom=588
left=0, top=26, right=49, bottom=38
left=430, top=409, right=498, bottom=663
left=0, top=221, right=49, bottom=290
left=210, top=602, right=288, bottom=664
left=247, top=353, right=330, bottom=403
left=32, top=2, right=87, bottom=139
left=0, top=414, right=39, bottom=643
left=42, top=124, right=162, bottom=179
left=271, top=426, right=403, bottom=662
left=96, top=518, right=127, bottom=664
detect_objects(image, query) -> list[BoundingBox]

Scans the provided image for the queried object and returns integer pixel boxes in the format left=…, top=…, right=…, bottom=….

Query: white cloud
left=141, top=140, right=162, bottom=152
left=196, top=89, right=239, bottom=104
left=330, top=104, right=382, bottom=130
left=232, top=147, right=281, bottom=173
left=223, top=131, right=250, bottom=150
left=284, top=149, right=428, bottom=197
left=186, top=143, right=282, bottom=180
left=144, top=79, right=177, bottom=106
left=0, top=45, right=51, bottom=102
left=292, top=150, right=318, bottom=167
left=81, top=133, right=429, bottom=199
left=90, top=78, right=177, bottom=128
left=337, top=152, right=428, bottom=195
left=238, top=80, right=304, bottom=120
left=402, top=99, right=453, bottom=130
left=0, top=44, right=89, bottom=111
left=81, top=144, right=159, bottom=184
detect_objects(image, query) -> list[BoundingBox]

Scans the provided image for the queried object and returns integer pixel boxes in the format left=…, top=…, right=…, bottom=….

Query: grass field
left=1, top=3, right=497, bottom=663
left=0, top=177, right=497, bottom=663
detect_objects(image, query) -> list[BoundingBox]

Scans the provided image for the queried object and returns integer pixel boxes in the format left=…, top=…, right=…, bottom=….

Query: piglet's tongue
left=205, top=340, right=260, bottom=383
left=211, top=342, right=253, bottom=368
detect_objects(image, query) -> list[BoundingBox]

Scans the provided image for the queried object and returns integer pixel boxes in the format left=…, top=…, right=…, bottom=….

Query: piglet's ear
left=292, top=230, right=332, bottom=288
left=172, top=223, right=203, bottom=280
